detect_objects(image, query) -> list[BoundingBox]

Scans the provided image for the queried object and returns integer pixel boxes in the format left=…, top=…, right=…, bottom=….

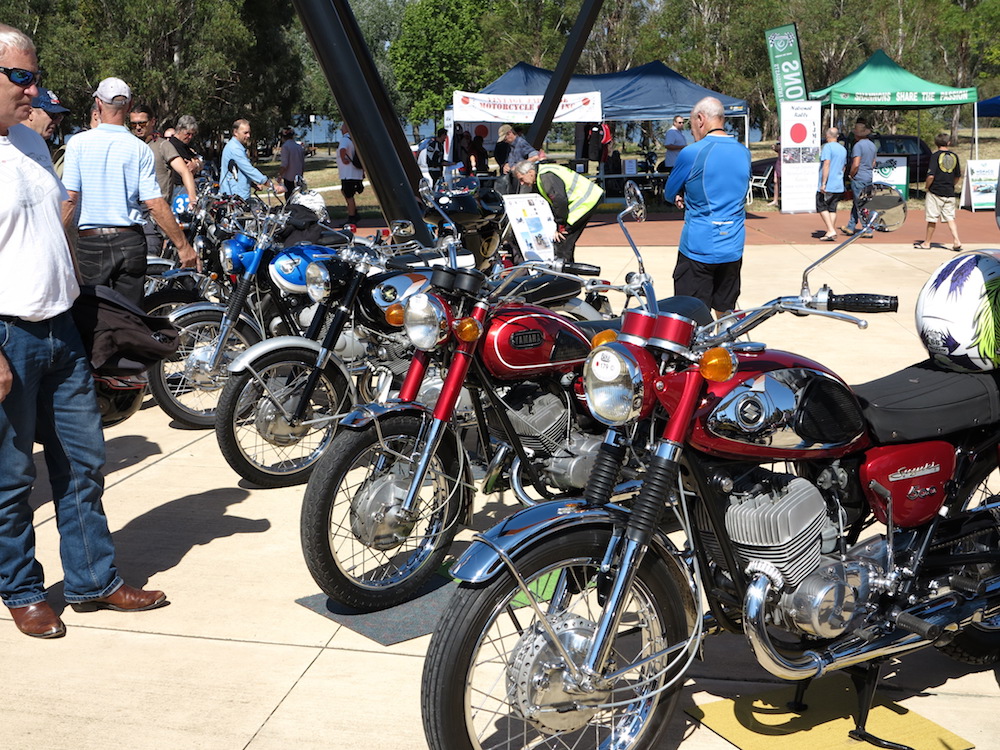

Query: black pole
left=525, top=0, right=605, bottom=150
left=292, top=0, right=433, bottom=244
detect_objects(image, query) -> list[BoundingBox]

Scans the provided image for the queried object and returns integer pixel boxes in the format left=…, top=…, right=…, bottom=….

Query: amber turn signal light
left=453, top=316, right=483, bottom=342
left=385, top=303, right=405, bottom=327
left=590, top=329, right=618, bottom=348
left=699, top=347, right=737, bottom=382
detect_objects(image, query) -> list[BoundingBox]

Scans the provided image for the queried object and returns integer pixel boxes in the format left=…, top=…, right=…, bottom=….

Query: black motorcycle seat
left=315, top=229, right=354, bottom=247
left=575, top=297, right=714, bottom=339
left=510, top=275, right=583, bottom=306
left=385, top=249, right=476, bottom=269
left=853, top=360, right=1000, bottom=444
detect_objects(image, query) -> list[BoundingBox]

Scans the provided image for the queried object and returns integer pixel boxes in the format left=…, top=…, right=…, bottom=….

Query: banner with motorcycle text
left=766, top=24, right=807, bottom=106
left=779, top=100, right=822, bottom=213
left=961, top=160, right=1000, bottom=210
left=452, top=91, right=602, bottom=123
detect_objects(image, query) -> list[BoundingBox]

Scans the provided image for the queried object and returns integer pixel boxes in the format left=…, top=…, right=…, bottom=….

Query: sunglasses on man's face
left=130, top=120, right=150, bottom=129
left=0, top=66, right=42, bottom=87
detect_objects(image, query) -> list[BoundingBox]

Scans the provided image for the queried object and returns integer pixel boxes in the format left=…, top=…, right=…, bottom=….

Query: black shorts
left=342, top=179, right=364, bottom=198
left=672, top=253, right=742, bottom=313
left=815, top=190, right=842, bottom=213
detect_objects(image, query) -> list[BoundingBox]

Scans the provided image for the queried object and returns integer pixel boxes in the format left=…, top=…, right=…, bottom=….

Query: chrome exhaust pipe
left=744, top=571, right=1000, bottom=682
left=509, top=457, right=642, bottom=507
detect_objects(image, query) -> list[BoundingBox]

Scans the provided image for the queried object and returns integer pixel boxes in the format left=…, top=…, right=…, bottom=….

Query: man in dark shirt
left=916, top=133, right=962, bottom=251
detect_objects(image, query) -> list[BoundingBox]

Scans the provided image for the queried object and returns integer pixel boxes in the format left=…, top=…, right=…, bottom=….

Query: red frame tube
left=661, top=369, right=704, bottom=445
left=398, top=350, right=430, bottom=402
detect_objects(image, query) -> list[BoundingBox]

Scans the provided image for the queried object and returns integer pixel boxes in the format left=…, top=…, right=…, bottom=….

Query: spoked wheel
left=421, top=529, right=689, bottom=750
left=937, top=465, right=1000, bottom=665
left=300, top=413, right=468, bottom=612
left=215, top=348, right=352, bottom=488
left=148, top=309, right=260, bottom=428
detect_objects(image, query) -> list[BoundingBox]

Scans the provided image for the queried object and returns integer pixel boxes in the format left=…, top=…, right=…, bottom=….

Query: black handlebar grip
left=828, top=293, right=898, bottom=313
left=563, top=262, right=601, bottom=276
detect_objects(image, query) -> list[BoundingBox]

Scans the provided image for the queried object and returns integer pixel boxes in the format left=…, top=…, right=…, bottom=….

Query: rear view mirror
left=858, top=183, right=906, bottom=233
left=623, top=180, right=646, bottom=223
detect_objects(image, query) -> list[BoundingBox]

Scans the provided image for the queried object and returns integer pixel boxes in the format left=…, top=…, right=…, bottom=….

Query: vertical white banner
left=962, top=159, right=1000, bottom=211
left=779, top=100, right=822, bottom=213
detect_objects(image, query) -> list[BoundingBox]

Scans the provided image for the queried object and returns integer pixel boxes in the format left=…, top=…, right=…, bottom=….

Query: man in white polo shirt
left=62, top=77, right=195, bottom=304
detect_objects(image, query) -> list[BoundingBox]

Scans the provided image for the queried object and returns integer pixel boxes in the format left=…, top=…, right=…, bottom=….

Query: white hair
left=0, top=24, right=35, bottom=63
left=691, top=96, right=724, bottom=121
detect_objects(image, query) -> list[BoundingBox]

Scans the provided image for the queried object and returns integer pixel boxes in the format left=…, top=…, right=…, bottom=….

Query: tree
left=390, top=0, right=487, bottom=125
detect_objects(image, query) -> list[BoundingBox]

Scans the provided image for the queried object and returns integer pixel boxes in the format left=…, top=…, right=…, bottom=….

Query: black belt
left=0, top=314, right=23, bottom=323
left=78, top=225, right=143, bottom=237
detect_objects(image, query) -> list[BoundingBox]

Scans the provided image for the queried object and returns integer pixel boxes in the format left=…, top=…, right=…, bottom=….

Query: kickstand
left=846, top=663, right=914, bottom=750
left=786, top=677, right=812, bottom=712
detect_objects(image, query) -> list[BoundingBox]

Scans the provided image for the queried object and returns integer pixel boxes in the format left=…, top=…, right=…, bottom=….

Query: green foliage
left=390, top=0, right=487, bottom=124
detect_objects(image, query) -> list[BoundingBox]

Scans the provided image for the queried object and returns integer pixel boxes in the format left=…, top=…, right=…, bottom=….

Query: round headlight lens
left=584, top=343, right=644, bottom=425
left=305, top=262, right=331, bottom=303
left=404, top=293, right=450, bottom=350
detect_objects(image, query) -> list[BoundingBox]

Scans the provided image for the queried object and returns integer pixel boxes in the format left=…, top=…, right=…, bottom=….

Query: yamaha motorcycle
left=421, top=184, right=1000, bottom=750
left=299, top=183, right=689, bottom=612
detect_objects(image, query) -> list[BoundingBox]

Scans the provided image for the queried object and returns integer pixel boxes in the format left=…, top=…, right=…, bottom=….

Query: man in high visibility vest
left=513, top=160, right=604, bottom=262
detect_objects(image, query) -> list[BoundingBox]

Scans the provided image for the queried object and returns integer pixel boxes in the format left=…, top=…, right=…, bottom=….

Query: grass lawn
left=254, top=127, right=1000, bottom=222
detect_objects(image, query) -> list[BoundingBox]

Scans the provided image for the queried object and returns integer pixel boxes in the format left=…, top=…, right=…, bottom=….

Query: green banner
left=766, top=24, right=806, bottom=105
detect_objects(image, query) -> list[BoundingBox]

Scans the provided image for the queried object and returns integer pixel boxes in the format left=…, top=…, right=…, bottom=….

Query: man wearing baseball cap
left=62, top=77, right=197, bottom=304
left=25, top=87, right=69, bottom=174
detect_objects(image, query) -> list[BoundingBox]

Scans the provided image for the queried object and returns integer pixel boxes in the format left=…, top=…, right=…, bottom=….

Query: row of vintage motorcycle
left=134, top=174, right=1000, bottom=750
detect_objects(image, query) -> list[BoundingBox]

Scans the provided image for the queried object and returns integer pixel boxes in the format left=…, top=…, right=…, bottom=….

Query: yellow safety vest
left=536, top=164, right=604, bottom=226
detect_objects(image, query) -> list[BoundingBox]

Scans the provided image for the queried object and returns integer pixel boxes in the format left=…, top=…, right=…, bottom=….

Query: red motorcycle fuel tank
left=481, top=303, right=591, bottom=380
left=860, top=442, right=955, bottom=527
left=688, top=349, right=870, bottom=460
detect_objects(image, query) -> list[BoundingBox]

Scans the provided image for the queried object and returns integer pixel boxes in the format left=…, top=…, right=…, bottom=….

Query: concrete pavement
left=9, top=225, right=1000, bottom=748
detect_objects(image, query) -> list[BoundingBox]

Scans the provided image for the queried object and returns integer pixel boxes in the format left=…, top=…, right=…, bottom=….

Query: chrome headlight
left=584, top=343, right=646, bottom=425
left=220, top=239, right=237, bottom=274
left=403, top=293, right=450, bottom=350
left=305, top=262, right=331, bottom=303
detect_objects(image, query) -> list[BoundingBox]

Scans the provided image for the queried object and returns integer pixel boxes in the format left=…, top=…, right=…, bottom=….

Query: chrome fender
left=339, top=399, right=433, bottom=430
left=451, top=500, right=698, bottom=629
left=168, top=301, right=264, bottom=340
left=226, top=336, right=359, bottom=403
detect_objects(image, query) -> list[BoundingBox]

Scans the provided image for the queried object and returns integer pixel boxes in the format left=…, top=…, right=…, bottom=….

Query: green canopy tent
left=809, top=49, right=978, bottom=151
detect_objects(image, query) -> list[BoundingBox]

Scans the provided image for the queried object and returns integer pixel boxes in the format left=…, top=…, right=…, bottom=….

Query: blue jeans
left=0, top=312, right=122, bottom=607
left=846, top=177, right=871, bottom=232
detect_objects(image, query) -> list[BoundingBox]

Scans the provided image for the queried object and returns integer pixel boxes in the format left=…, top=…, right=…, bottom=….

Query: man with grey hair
left=663, top=96, right=751, bottom=317
left=62, top=77, right=196, bottom=303
left=513, top=159, right=604, bottom=262
left=155, top=113, right=199, bottom=207
left=0, top=24, right=168, bottom=639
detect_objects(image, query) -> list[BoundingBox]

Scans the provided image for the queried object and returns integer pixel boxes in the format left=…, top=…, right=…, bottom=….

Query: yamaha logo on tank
left=510, top=330, right=544, bottom=349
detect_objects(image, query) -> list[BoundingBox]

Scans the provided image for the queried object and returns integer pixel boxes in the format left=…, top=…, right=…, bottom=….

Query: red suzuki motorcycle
left=421, top=184, right=1000, bottom=750
left=299, top=186, right=689, bottom=612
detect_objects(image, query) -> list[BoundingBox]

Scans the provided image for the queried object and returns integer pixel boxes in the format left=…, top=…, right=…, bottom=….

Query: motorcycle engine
left=717, top=469, right=888, bottom=639
left=488, top=383, right=599, bottom=490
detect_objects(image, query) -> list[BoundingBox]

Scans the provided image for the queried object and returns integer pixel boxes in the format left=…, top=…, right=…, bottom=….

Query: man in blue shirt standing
left=219, top=118, right=282, bottom=199
left=817, top=127, right=847, bottom=241
left=663, top=97, right=751, bottom=318
left=842, top=120, right=877, bottom=237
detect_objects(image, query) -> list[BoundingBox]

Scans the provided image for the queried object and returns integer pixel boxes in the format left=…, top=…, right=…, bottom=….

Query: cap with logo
left=31, top=87, right=70, bottom=114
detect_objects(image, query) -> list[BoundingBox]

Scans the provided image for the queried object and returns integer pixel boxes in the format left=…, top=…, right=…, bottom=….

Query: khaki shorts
left=926, top=192, right=956, bottom=223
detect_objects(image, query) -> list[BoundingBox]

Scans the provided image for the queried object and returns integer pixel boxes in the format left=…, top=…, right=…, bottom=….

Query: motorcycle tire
left=300, top=413, right=467, bottom=612
left=148, top=308, right=261, bottom=429
left=215, top=348, right=351, bottom=488
left=421, top=528, right=688, bottom=750
left=142, top=287, right=203, bottom=319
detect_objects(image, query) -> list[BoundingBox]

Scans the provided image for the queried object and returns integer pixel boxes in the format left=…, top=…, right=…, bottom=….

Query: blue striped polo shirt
left=62, top=123, right=160, bottom=230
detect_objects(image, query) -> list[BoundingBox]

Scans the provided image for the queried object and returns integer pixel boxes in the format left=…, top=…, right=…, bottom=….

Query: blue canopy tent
left=979, top=95, right=1000, bottom=117
left=476, top=61, right=750, bottom=143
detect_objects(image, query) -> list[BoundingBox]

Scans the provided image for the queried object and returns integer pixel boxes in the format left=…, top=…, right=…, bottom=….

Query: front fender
left=451, top=500, right=698, bottom=629
left=168, top=300, right=264, bottom=340
left=339, top=399, right=433, bottom=430
left=228, top=335, right=359, bottom=404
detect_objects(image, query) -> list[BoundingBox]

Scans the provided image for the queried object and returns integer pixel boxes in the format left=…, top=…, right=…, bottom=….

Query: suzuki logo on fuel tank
left=888, top=462, right=940, bottom=482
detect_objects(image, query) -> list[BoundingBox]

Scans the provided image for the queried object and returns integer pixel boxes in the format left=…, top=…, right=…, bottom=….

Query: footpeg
left=894, top=612, right=942, bottom=641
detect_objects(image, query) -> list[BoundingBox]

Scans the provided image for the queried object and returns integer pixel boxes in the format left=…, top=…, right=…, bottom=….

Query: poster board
left=962, top=160, right=1000, bottom=211
left=779, top=101, right=821, bottom=213
left=501, top=194, right=557, bottom=261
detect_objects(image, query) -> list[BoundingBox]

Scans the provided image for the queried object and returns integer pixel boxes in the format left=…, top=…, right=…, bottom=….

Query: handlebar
left=827, top=293, right=898, bottom=314
left=562, top=262, right=601, bottom=277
